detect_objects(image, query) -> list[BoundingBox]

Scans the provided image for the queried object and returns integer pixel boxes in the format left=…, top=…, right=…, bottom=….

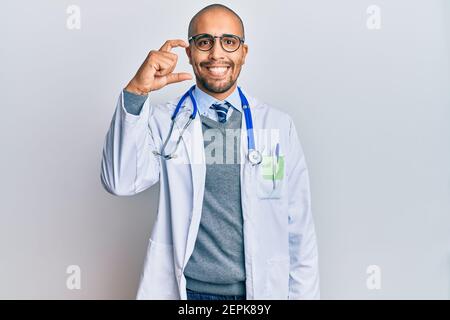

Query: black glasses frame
left=188, top=33, right=245, bottom=52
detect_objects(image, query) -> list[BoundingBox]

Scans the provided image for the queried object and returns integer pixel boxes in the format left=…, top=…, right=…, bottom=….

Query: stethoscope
left=152, top=85, right=262, bottom=165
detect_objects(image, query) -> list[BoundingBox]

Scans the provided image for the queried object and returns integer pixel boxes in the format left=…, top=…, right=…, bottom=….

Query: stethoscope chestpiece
left=248, top=149, right=262, bottom=165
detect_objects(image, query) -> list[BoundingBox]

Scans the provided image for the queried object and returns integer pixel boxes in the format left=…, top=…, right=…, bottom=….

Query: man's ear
left=185, top=47, right=192, bottom=65
left=241, top=44, right=248, bottom=65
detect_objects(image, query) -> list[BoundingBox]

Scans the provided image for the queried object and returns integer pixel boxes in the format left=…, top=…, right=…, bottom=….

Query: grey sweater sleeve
left=123, top=89, right=148, bottom=115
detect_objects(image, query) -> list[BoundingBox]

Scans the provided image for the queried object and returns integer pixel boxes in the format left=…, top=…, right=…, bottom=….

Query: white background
left=0, top=0, right=449, bottom=299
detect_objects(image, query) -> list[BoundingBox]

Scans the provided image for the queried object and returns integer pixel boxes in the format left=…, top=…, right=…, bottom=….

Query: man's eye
left=224, top=38, right=237, bottom=45
left=198, top=40, right=211, bottom=46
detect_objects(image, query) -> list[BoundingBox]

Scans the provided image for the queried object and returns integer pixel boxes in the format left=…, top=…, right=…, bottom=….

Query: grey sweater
left=183, top=109, right=246, bottom=296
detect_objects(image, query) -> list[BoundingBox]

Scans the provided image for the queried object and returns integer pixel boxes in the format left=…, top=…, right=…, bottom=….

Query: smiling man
left=101, top=4, right=320, bottom=300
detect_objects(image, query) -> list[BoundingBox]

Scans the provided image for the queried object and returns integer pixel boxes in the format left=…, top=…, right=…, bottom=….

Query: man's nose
left=209, top=38, right=226, bottom=59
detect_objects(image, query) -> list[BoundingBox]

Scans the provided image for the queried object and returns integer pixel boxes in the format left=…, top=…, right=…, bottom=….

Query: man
left=101, top=4, right=320, bottom=300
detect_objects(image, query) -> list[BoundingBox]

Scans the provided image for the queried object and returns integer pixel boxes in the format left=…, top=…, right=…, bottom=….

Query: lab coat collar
left=193, top=85, right=243, bottom=116
left=167, top=84, right=261, bottom=113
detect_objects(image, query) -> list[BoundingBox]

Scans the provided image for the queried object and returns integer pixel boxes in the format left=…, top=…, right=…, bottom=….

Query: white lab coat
left=100, top=87, right=320, bottom=300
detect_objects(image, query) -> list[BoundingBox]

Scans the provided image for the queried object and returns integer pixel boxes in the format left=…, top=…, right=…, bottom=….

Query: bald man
left=101, top=4, right=320, bottom=300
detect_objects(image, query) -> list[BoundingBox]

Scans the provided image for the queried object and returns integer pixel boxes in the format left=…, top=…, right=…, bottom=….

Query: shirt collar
left=193, top=85, right=242, bottom=116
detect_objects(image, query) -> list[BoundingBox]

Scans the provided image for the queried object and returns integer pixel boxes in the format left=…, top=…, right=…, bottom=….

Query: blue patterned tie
left=210, top=102, right=231, bottom=123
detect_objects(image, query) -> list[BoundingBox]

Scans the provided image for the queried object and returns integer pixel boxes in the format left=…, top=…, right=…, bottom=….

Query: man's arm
left=123, top=89, right=148, bottom=115
left=286, top=116, right=320, bottom=299
left=100, top=39, right=193, bottom=196
left=100, top=91, right=160, bottom=196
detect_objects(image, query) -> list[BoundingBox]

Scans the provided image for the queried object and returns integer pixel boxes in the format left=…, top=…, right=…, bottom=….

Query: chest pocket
left=255, top=143, right=285, bottom=199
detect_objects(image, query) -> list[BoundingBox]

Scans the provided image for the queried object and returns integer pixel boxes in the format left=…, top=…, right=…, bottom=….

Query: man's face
left=186, top=10, right=248, bottom=94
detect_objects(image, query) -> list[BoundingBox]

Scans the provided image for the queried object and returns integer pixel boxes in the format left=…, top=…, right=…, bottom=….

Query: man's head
left=186, top=4, right=248, bottom=97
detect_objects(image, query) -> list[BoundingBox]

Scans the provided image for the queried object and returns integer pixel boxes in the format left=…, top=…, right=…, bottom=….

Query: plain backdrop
left=0, top=0, right=449, bottom=299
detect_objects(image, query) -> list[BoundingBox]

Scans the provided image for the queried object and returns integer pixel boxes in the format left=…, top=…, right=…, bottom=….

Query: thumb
left=165, top=72, right=193, bottom=85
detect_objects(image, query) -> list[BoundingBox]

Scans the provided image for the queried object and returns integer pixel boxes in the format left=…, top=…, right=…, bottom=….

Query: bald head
left=188, top=4, right=245, bottom=39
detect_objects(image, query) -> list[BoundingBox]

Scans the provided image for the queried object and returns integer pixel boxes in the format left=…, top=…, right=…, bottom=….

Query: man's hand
left=124, top=39, right=193, bottom=95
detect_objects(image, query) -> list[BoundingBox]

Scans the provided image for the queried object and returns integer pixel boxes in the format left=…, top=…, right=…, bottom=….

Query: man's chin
left=202, top=80, right=235, bottom=94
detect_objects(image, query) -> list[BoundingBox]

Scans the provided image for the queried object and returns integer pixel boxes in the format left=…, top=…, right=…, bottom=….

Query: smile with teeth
left=206, top=66, right=230, bottom=76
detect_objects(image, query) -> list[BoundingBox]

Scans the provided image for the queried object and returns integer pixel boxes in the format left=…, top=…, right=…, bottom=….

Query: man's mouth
left=204, top=66, right=231, bottom=78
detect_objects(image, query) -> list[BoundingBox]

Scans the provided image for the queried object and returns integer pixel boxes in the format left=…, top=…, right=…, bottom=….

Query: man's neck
left=196, top=82, right=237, bottom=101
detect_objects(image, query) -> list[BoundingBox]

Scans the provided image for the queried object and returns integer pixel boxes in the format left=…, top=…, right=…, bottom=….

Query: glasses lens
left=194, top=35, right=214, bottom=51
left=221, top=35, right=240, bottom=52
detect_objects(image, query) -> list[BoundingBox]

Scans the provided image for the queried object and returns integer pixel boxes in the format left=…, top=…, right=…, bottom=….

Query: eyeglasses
left=188, top=33, right=245, bottom=53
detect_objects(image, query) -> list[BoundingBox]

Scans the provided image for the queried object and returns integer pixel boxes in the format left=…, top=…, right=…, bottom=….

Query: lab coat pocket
left=264, top=257, right=290, bottom=299
left=136, top=239, right=179, bottom=299
left=256, top=152, right=285, bottom=199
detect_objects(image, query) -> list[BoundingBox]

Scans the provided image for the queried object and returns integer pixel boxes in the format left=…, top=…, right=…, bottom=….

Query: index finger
left=159, top=39, right=189, bottom=52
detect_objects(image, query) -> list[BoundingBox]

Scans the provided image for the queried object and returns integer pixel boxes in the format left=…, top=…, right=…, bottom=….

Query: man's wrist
left=124, top=81, right=149, bottom=96
left=122, top=89, right=148, bottom=116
